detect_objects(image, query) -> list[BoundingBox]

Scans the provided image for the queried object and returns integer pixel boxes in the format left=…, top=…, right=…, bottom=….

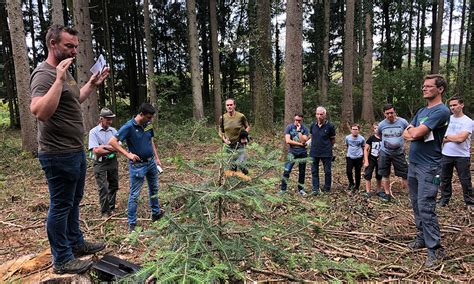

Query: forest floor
left=0, top=127, right=473, bottom=282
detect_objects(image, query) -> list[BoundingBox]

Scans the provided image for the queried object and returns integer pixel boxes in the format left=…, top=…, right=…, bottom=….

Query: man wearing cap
left=88, top=108, right=119, bottom=217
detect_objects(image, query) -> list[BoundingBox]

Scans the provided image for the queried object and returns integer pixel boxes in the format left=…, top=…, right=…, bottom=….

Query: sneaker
left=347, top=185, right=354, bottom=191
left=378, top=192, right=391, bottom=202
left=152, top=210, right=165, bottom=222
left=407, top=240, right=426, bottom=250
left=53, top=258, right=93, bottom=274
left=298, top=190, right=307, bottom=196
left=425, top=247, right=445, bottom=268
left=240, top=167, right=249, bottom=175
left=363, top=192, right=372, bottom=198
left=277, top=190, right=287, bottom=195
left=437, top=198, right=449, bottom=207
left=311, top=190, right=320, bottom=196
left=72, top=240, right=106, bottom=257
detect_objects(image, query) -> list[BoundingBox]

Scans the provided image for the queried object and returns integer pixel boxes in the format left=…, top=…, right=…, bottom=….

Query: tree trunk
left=415, top=1, right=421, bottom=68
left=37, top=0, right=48, bottom=59
left=6, top=0, right=38, bottom=153
left=198, top=0, right=210, bottom=109
left=186, top=0, right=204, bottom=119
left=73, top=0, right=98, bottom=131
left=143, top=0, right=158, bottom=116
left=248, top=0, right=257, bottom=113
left=321, top=0, right=330, bottom=105
left=51, top=0, right=64, bottom=25
left=210, top=0, right=222, bottom=125
left=103, top=0, right=115, bottom=113
left=457, top=0, right=467, bottom=77
left=446, top=0, right=454, bottom=67
left=275, top=20, right=282, bottom=90
left=381, top=0, right=393, bottom=70
left=28, top=0, right=37, bottom=65
left=431, top=0, right=444, bottom=74
left=418, top=1, right=427, bottom=69
left=407, top=0, right=414, bottom=68
left=253, top=0, right=273, bottom=132
left=284, top=0, right=303, bottom=126
left=468, top=0, right=474, bottom=85
left=341, top=0, right=355, bottom=128
left=362, top=0, right=374, bottom=123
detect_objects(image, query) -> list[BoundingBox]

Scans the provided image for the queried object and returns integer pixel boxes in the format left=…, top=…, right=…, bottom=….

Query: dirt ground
left=0, top=133, right=473, bottom=282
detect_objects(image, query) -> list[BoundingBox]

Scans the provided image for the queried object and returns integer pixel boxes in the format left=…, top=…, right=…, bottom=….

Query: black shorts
left=364, top=157, right=382, bottom=180
left=377, top=151, right=408, bottom=179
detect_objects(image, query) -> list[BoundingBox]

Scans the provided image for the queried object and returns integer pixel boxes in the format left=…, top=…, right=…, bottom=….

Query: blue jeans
left=128, top=160, right=161, bottom=225
left=439, top=155, right=474, bottom=205
left=38, top=151, right=86, bottom=265
left=311, top=157, right=332, bottom=192
left=281, top=152, right=307, bottom=191
left=408, top=162, right=442, bottom=250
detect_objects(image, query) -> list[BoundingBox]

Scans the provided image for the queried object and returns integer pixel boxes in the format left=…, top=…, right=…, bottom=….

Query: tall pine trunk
left=143, top=0, right=158, bottom=115
left=432, top=0, right=444, bottom=74
left=74, top=0, right=98, bottom=131
left=51, top=0, right=64, bottom=25
left=341, top=0, right=355, bottom=128
left=362, top=0, right=374, bottom=123
left=321, top=0, right=330, bottom=105
left=210, top=0, right=222, bottom=125
left=253, top=0, right=273, bottom=132
left=186, top=0, right=204, bottom=119
left=284, top=0, right=303, bottom=126
left=6, top=0, right=38, bottom=153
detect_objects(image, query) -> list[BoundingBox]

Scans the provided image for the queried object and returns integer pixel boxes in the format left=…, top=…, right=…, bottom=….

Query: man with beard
left=403, top=74, right=450, bottom=268
left=30, top=25, right=109, bottom=274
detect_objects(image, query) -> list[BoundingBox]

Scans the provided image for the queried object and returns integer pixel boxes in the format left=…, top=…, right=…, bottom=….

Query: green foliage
left=0, top=102, right=10, bottom=129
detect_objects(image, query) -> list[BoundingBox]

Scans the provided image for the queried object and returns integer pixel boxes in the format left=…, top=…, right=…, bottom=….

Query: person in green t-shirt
left=218, top=98, right=251, bottom=174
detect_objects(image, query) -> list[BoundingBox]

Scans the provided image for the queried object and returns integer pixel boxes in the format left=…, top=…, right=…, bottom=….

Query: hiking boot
left=53, top=258, right=93, bottom=274
left=72, top=240, right=106, bottom=257
left=407, top=240, right=426, bottom=250
left=240, top=167, right=249, bottom=175
left=152, top=210, right=165, bottom=222
left=311, top=190, right=321, bottom=196
left=298, top=190, right=307, bottom=196
left=128, top=224, right=136, bottom=232
left=425, top=247, right=445, bottom=268
left=363, top=192, right=372, bottom=198
left=378, top=191, right=391, bottom=202
left=347, top=185, right=354, bottom=191
left=437, top=198, right=449, bottom=207
left=277, top=190, right=287, bottom=195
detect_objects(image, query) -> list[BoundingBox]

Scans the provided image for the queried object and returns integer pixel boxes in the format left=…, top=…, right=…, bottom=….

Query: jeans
left=439, top=155, right=474, bottom=205
left=93, top=158, right=119, bottom=214
left=227, top=143, right=247, bottom=171
left=346, top=157, right=363, bottom=189
left=38, top=151, right=86, bottom=265
left=311, top=157, right=332, bottom=192
left=408, top=162, right=442, bottom=250
left=281, top=152, right=307, bottom=191
left=128, top=159, right=161, bottom=225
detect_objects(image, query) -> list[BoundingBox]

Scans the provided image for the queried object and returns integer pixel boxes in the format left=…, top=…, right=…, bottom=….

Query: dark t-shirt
left=408, top=103, right=450, bottom=165
left=366, top=135, right=381, bottom=160
left=116, top=118, right=155, bottom=160
left=310, top=121, right=336, bottom=157
left=30, top=62, right=84, bottom=153
left=285, top=123, right=309, bottom=155
left=219, top=111, right=249, bottom=143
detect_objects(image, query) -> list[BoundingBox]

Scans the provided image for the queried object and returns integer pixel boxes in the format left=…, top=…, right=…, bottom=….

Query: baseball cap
left=100, top=108, right=115, bottom=118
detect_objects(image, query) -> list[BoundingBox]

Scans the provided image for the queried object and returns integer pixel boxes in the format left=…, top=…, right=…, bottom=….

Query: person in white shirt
left=437, top=96, right=473, bottom=207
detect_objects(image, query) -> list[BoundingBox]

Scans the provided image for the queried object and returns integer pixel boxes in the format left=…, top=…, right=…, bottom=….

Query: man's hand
left=156, top=158, right=162, bottom=167
left=127, top=152, right=140, bottom=162
left=223, top=137, right=231, bottom=145
left=56, top=58, right=74, bottom=82
left=89, top=67, right=110, bottom=87
left=364, top=161, right=369, bottom=168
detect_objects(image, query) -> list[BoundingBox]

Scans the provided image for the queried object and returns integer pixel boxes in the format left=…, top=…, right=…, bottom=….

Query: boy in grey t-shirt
left=345, top=123, right=365, bottom=192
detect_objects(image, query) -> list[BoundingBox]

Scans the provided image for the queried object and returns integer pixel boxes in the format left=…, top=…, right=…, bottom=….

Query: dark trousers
left=346, top=157, right=363, bottom=189
left=93, top=158, right=119, bottom=214
left=408, top=163, right=442, bottom=250
left=281, top=152, right=307, bottom=192
left=439, top=155, right=474, bottom=205
left=311, top=157, right=332, bottom=192
left=38, top=151, right=86, bottom=265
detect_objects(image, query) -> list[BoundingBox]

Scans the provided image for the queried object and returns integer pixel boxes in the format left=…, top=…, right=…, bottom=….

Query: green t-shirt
left=219, top=111, right=249, bottom=143
left=30, top=62, right=84, bottom=153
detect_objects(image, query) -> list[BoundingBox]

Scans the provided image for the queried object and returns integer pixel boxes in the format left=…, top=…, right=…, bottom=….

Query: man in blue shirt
left=280, top=113, right=309, bottom=195
left=403, top=74, right=451, bottom=268
left=309, top=106, right=336, bottom=194
left=109, top=103, right=164, bottom=232
left=88, top=108, right=119, bottom=217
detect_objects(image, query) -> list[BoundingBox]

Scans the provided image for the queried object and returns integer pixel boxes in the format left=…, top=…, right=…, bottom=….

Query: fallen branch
left=249, top=267, right=299, bottom=281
